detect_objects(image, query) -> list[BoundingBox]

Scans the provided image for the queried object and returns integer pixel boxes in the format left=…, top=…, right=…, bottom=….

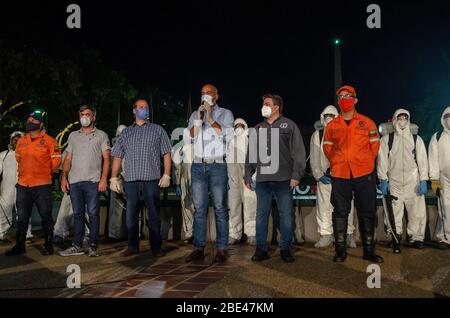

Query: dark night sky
left=1, top=0, right=450, bottom=130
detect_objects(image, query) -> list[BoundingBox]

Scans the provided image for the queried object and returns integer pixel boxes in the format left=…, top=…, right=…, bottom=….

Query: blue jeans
left=191, top=163, right=229, bottom=250
left=124, top=181, right=162, bottom=252
left=69, top=182, right=100, bottom=248
left=255, top=180, right=293, bottom=252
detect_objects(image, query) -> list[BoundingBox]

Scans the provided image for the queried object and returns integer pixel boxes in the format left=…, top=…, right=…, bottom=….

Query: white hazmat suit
left=227, top=118, right=256, bottom=244
left=0, top=132, right=32, bottom=241
left=108, top=124, right=127, bottom=239
left=377, top=108, right=429, bottom=243
left=172, top=140, right=195, bottom=240
left=428, top=106, right=450, bottom=246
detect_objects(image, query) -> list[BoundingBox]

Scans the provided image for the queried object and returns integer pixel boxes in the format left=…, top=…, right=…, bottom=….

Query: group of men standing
left=1, top=83, right=449, bottom=265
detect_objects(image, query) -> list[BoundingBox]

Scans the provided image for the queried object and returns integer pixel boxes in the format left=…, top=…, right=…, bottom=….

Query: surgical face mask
left=338, top=98, right=354, bottom=112
left=323, top=116, right=334, bottom=126
left=80, top=115, right=92, bottom=127
left=135, top=107, right=149, bottom=120
left=9, top=137, right=20, bottom=151
left=444, top=117, right=450, bottom=130
left=397, top=119, right=408, bottom=129
left=261, top=105, right=272, bottom=118
left=235, top=127, right=245, bottom=136
left=201, top=94, right=214, bottom=106
left=26, top=122, right=41, bottom=133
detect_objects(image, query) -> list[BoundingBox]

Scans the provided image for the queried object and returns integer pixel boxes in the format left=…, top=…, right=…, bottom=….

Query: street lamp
left=334, top=38, right=343, bottom=93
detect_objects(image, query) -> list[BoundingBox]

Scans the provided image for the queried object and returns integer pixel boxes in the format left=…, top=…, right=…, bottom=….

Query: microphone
left=199, top=101, right=206, bottom=121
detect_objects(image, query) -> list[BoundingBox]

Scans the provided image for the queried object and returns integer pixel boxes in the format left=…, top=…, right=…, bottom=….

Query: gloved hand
left=203, top=103, right=215, bottom=125
left=196, top=105, right=206, bottom=120
left=380, top=179, right=390, bottom=195
left=431, top=180, right=441, bottom=195
left=110, top=177, right=123, bottom=194
left=175, top=185, right=182, bottom=196
left=418, top=180, right=428, bottom=196
left=319, top=175, right=331, bottom=184
left=158, top=174, right=171, bottom=188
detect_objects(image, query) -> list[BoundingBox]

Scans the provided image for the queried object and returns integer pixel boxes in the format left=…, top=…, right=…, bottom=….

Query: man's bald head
left=201, top=84, right=219, bottom=105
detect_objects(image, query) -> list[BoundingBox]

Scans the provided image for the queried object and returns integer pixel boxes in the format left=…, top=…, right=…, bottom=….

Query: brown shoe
left=152, top=249, right=166, bottom=258
left=185, top=249, right=205, bottom=262
left=120, top=248, right=139, bottom=257
left=214, top=249, right=228, bottom=263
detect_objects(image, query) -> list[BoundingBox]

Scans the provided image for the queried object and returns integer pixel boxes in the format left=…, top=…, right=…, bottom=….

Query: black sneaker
left=280, top=250, right=295, bottom=263
left=41, top=244, right=54, bottom=256
left=251, top=247, right=270, bottom=262
left=185, top=249, right=205, bottom=262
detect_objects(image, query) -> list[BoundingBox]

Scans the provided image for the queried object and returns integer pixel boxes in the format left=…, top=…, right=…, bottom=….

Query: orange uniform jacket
left=15, top=131, right=62, bottom=187
left=323, top=111, right=380, bottom=179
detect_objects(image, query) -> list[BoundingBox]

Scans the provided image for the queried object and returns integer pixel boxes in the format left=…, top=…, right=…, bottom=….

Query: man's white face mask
left=445, top=117, right=450, bottom=130
left=235, top=127, right=245, bottom=136
left=201, top=94, right=214, bottom=106
left=397, top=118, right=408, bottom=130
left=261, top=105, right=272, bottom=118
left=80, top=115, right=92, bottom=127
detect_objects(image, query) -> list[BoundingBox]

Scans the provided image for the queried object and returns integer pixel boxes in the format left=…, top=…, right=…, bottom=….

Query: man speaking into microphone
left=184, top=84, right=234, bottom=263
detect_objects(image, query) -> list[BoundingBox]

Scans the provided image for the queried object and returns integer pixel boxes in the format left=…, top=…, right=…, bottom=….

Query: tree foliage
left=0, top=45, right=186, bottom=149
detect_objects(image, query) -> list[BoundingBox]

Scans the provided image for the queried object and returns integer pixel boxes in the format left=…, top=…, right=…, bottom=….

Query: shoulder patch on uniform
left=280, top=123, right=288, bottom=129
left=369, top=130, right=378, bottom=135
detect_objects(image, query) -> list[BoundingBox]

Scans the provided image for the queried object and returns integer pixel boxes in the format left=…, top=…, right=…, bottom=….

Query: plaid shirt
left=111, top=121, right=172, bottom=182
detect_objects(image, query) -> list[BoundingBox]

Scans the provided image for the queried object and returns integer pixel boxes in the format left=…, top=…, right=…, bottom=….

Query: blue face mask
left=135, top=107, right=149, bottom=120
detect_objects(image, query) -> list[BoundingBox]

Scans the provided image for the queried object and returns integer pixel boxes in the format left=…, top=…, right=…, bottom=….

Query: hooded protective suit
left=0, top=132, right=33, bottom=240
left=108, top=125, right=127, bottom=239
left=53, top=151, right=89, bottom=240
left=172, top=140, right=195, bottom=239
left=428, top=106, right=450, bottom=245
left=227, top=118, right=256, bottom=242
left=377, top=108, right=429, bottom=242
left=310, top=106, right=355, bottom=237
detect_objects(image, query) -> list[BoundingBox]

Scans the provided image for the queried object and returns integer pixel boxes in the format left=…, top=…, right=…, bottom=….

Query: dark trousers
left=124, top=181, right=162, bottom=252
left=255, top=180, right=293, bottom=252
left=331, top=173, right=377, bottom=220
left=69, top=181, right=100, bottom=248
left=16, top=184, right=54, bottom=246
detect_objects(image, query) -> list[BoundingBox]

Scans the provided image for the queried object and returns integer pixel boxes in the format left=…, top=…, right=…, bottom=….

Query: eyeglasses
left=397, top=115, right=409, bottom=121
left=337, top=94, right=354, bottom=100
